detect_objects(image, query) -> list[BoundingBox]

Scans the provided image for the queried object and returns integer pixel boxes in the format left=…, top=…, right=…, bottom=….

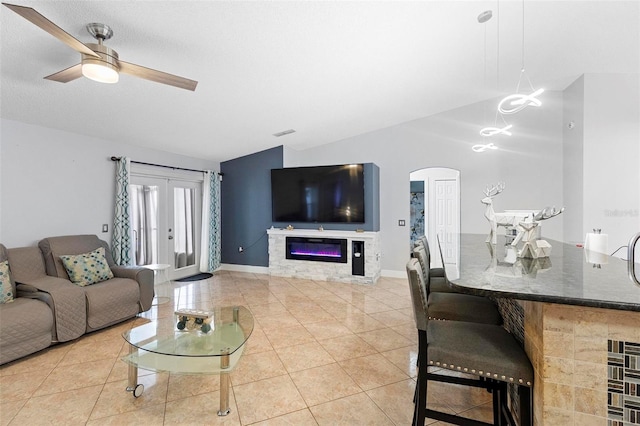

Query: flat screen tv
left=271, top=164, right=365, bottom=223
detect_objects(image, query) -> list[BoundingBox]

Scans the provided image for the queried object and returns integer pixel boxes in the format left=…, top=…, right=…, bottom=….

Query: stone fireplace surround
left=267, top=228, right=381, bottom=284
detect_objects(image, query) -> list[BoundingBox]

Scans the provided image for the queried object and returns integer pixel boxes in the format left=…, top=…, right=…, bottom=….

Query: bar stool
left=413, top=243, right=448, bottom=292
left=413, top=246, right=502, bottom=325
left=407, top=258, right=533, bottom=426
left=414, top=240, right=452, bottom=293
left=417, top=236, right=446, bottom=277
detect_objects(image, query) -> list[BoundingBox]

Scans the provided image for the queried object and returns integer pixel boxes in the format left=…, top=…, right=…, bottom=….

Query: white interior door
left=434, top=179, right=459, bottom=265
left=130, top=172, right=202, bottom=280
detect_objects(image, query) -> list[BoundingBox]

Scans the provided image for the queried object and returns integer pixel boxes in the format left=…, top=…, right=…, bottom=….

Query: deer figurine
left=517, top=205, right=566, bottom=258
left=481, top=183, right=534, bottom=245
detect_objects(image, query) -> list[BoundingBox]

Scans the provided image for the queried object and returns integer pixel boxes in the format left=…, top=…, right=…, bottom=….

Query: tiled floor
left=0, top=271, right=494, bottom=425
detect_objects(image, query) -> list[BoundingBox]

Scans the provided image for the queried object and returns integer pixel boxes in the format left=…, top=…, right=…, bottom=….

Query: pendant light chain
left=515, top=0, right=525, bottom=94
left=476, top=5, right=512, bottom=148
left=521, top=0, right=525, bottom=72
left=497, top=0, right=500, bottom=93
left=483, top=19, right=488, bottom=124
left=494, top=0, right=510, bottom=129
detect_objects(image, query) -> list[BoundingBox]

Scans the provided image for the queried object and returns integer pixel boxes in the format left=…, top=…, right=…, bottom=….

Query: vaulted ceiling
left=1, top=1, right=638, bottom=163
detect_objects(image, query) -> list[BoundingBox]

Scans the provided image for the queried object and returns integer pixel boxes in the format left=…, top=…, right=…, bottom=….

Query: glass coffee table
left=121, top=306, right=253, bottom=416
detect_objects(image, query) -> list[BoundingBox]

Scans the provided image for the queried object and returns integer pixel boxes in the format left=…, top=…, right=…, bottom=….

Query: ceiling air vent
left=273, top=129, right=296, bottom=137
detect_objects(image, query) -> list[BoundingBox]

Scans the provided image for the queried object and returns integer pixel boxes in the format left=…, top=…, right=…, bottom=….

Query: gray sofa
left=0, top=235, right=154, bottom=365
left=0, top=244, right=54, bottom=365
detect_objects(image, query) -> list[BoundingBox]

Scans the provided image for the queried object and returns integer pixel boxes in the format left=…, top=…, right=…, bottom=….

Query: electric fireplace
left=286, top=237, right=348, bottom=263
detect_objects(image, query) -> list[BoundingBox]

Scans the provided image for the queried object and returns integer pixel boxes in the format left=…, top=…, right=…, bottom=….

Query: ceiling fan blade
left=44, top=64, right=83, bottom=83
left=2, top=3, right=100, bottom=58
left=119, top=61, right=198, bottom=91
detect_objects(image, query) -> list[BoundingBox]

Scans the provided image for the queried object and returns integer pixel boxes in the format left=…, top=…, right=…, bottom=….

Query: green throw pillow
left=60, top=247, right=114, bottom=286
left=0, top=260, right=14, bottom=303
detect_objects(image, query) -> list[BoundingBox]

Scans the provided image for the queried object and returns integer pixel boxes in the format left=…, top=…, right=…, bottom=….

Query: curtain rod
left=110, top=156, right=223, bottom=176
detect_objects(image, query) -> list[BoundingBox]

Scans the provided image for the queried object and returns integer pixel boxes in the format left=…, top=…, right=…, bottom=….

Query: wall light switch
left=398, top=220, right=406, bottom=226
left=102, top=224, right=108, bottom=233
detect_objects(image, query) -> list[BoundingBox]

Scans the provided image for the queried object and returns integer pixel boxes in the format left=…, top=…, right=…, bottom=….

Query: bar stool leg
left=499, top=382, right=508, bottom=426
left=519, top=386, right=533, bottom=426
left=492, top=380, right=501, bottom=426
left=414, top=330, right=427, bottom=426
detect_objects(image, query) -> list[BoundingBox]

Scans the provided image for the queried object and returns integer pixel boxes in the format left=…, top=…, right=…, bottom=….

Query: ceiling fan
left=2, top=3, right=198, bottom=91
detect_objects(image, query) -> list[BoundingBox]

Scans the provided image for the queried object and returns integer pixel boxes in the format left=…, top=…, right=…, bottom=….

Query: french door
left=130, top=172, right=202, bottom=280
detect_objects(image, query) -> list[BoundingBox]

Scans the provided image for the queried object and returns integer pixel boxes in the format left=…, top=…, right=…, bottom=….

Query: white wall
left=0, top=119, right=219, bottom=247
left=562, top=76, right=585, bottom=244
left=582, top=74, right=640, bottom=253
left=285, top=92, right=565, bottom=274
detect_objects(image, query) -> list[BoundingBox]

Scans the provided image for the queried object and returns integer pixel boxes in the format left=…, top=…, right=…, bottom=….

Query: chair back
left=412, top=246, right=433, bottom=293
left=413, top=236, right=430, bottom=252
left=406, top=258, right=429, bottom=331
left=419, top=235, right=429, bottom=253
left=435, top=235, right=446, bottom=267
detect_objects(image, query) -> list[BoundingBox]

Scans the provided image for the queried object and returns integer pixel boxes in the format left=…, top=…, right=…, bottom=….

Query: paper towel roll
left=584, top=233, right=608, bottom=254
left=584, top=249, right=609, bottom=265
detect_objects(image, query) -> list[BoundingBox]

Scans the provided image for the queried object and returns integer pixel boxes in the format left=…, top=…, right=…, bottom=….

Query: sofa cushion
left=0, top=261, right=14, bottom=304
left=0, top=297, right=53, bottom=364
left=60, top=247, right=114, bottom=286
left=6, top=246, right=47, bottom=283
left=23, top=275, right=87, bottom=342
left=39, top=235, right=115, bottom=280
left=84, top=277, right=140, bottom=331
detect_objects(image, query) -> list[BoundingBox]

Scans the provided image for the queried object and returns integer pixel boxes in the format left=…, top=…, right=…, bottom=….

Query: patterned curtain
left=112, top=157, right=132, bottom=265
left=199, top=171, right=221, bottom=272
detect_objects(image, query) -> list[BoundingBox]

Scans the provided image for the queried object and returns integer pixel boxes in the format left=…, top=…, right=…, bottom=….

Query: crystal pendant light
left=472, top=142, right=499, bottom=153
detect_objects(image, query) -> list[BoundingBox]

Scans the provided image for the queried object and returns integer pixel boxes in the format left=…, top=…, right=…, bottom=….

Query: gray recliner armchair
left=38, top=235, right=154, bottom=333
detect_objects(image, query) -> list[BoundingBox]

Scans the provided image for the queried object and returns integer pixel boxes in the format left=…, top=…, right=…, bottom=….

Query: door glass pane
left=174, top=187, right=196, bottom=269
left=130, top=184, right=159, bottom=266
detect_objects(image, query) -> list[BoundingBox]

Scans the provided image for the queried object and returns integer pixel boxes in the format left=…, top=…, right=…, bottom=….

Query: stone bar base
left=267, top=228, right=381, bottom=284
left=523, top=301, right=640, bottom=425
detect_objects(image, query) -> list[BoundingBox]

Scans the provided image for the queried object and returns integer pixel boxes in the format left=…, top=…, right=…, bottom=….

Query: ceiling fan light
left=81, top=43, right=120, bottom=84
left=82, top=62, right=119, bottom=83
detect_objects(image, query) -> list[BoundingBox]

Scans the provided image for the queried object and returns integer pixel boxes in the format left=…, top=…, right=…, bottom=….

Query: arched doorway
left=409, top=167, right=460, bottom=268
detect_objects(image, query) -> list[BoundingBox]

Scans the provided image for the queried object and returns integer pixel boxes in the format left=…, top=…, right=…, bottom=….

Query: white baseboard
left=381, top=269, right=406, bottom=278
left=219, top=264, right=405, bottom=280
left=219, top=263, right=270, bottom=274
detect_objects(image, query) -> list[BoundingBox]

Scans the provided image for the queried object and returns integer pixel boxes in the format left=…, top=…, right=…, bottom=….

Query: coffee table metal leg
left=125, top=345, right=144, bottom=397
left=218, top=348, right=231, bottom=416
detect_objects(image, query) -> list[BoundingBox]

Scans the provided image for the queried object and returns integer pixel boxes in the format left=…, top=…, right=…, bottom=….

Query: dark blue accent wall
left=221, top=151, right=379, bottom=267
left=366, top=163, right=380, bottom=231
left=221, top=145, right=283, bottom=267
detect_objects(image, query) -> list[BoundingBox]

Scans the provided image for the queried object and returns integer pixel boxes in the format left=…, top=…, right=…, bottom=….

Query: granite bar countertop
left=447, top=234, right=640, bottom=312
